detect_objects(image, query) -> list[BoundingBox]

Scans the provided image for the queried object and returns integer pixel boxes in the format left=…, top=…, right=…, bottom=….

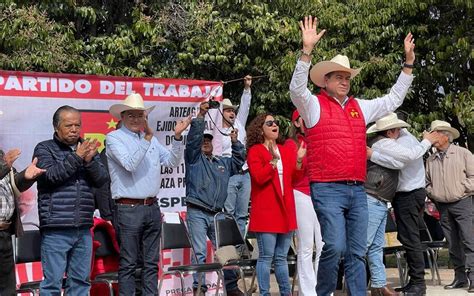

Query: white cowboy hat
left=222, top=98, right=238, bottom=110
left=310, top=54, right=362, bottom=87
left=109, top=92, right=155, bottom=119
left=429, top=120, right=460, bottom=139
left=367, top=113, right=410, bottom=134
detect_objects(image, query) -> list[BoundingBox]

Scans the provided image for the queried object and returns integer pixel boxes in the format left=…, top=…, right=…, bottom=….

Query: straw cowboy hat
left=109, top=92, right=155, bottom=119
left=222, top=98, right=238, bottom=110
left=310, top=54, right=362, bottom=88
left=366, top=113, right=410, bottom=134
left=429, top=120, right=460, bottom=139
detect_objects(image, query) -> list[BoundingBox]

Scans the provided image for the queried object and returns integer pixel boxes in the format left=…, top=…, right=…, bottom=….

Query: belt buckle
left=347, top=180, right=358, bottom=185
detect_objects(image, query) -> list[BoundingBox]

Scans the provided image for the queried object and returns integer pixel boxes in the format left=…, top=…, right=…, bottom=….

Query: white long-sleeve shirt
left=289, top=60, right=414, bottom=128
left=221, top=88, right=251, bottom=157
left=370, top=129, right=429, bottom=192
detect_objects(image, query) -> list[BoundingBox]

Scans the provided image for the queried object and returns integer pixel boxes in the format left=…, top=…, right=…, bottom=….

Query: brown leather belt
left=0, top=221, right=11, bottom=231
left=116, top=197, right=156, bottom=206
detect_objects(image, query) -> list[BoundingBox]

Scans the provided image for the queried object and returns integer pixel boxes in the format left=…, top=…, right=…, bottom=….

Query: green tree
left=1, top=0, right=472, bottom=149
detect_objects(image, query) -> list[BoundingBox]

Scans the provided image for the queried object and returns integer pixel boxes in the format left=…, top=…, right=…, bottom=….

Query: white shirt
left=221, top=89, right=251, bottom=156
left=106, top=126, right=184, bottom=199
left=221, top=89, right=251, bottom=170
left=275, top=148, right=284, bottom=193
left=370, top=129, right=428, bottom=192
left=289, top=60, right=414, bottom=128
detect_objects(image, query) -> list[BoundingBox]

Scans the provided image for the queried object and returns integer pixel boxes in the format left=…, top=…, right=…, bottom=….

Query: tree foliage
left=0, top=0, right=472, bottom=149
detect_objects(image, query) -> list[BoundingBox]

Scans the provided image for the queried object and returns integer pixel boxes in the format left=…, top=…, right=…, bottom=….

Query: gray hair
left=438, top=130, right=453, bottom=142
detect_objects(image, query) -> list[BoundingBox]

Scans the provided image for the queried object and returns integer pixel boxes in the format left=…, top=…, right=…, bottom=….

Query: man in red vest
left=289, top=16, right=415, bottom=296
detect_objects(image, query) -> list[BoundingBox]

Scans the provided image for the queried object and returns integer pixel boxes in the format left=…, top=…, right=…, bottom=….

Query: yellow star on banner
left=107, top=119, right=118, bottom=129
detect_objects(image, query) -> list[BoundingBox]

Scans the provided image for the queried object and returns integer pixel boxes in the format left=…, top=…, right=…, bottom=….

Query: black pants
left=392, top=188, right=426, bottom=285
left=116, top=202, right=162, bottom=296
left=438, top=196, right=474, bottom=281
left=0, top=230, right=15, bottom=296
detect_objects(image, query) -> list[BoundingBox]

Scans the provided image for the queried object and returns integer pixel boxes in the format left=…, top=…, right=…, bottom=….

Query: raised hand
left=423, top=131, right=440, bottom=145
left=174, top=116, right=192, bottom=139
left=84, top=139, right=99, bottom=163
left=198, top=101, right=210, bottom=118
left=299, top=15, right=326, bottom=54
left=75, top=140, right=90, bottom=159
left=144, top=118, right=154, bottom=142
left=243, top=75, right=252, bottom=89
left=404, top=32, right=415, bottom=64
left=268, top=141, right=280, bottom=160
left=24, top=157, right=46, bottom=180
left=4, top=148, right=21, bottom=168
left=297, top=140, right=307, bottom=160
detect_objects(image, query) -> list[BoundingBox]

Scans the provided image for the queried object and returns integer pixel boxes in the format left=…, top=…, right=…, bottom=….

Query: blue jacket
left=33, top=134, right=109, bottom=229
left=185, top=118, right=245, bottom=212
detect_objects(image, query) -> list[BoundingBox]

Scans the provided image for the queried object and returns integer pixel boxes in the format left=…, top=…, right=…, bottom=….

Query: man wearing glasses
left=106, top=93, right=190, bottom=296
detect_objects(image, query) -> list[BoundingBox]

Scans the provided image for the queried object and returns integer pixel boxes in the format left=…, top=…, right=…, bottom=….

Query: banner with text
left=0, top=70, right=225, bottom=295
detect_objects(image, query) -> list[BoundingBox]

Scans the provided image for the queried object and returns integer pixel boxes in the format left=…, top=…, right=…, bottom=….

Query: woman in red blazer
left=247, top=113, right=305, bottom=296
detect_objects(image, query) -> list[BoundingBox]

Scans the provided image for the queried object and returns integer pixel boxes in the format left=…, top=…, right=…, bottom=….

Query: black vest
left=365, top=135, right=399, bottom=202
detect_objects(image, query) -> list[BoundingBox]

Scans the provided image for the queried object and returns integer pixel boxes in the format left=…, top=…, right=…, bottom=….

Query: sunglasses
left=264, top=120, right=279, bottom=127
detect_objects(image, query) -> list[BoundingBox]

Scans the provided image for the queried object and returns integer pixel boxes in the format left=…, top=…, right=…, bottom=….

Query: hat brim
left=203, top=133, right=214, bottom=140
left=432, top=127, right=460, bottom=139
left=366, top=121, right=410, bottom=134
left=109, top=104, right=155, bottom=119
left=222, top=104, right=239, bottom=110
left=310, top=61, right=362, bottom=87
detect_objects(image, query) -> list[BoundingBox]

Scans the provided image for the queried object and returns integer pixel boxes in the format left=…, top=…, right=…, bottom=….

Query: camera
left=208, top=98, right=220, bottom=109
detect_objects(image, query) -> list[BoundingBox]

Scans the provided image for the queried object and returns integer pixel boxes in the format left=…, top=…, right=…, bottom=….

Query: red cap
left=291, top=109, right=300, bottom=122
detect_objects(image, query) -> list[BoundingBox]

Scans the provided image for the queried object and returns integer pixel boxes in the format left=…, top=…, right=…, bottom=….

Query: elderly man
left=425, top=120, right=474, bottom=292
left=106, top=93, right=190, bottom=296
left=33, top=105, right=109, bottom=295
left=185, top=101, right=245, bottom=296
left=289, top=15, right=415, bottom=295
left=0, top=110, right=45, bottom=295
left=369, top=118, right=441, bottom=295
left=366, top=113, right=439, bottom=296
left=222, top=75, right=252, bottom=236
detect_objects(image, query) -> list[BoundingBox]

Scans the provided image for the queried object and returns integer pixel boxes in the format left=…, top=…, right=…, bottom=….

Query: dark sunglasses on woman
left=264, top=120, right=279, bottom=127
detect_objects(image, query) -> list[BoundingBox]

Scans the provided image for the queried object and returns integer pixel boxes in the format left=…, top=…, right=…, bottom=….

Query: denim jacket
left=185, top=117, right=245, bottom=212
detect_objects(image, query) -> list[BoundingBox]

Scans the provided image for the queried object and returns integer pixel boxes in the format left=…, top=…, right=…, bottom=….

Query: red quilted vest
left=306, top=90, right=367, bottom=182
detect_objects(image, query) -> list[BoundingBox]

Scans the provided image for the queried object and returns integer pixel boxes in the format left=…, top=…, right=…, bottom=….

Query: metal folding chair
left=158, top=214, right=225, bottom=296
left=14, top=227, right=42, bottom=295
left=214, top=212, right=257, bottom=295
left=90, top=226, right=121, bottom=296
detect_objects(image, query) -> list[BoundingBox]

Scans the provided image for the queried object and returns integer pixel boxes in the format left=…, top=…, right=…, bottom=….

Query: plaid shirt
left=0, top=172, right=15, bottom=222
left=0, top=150, right=15, bottom=222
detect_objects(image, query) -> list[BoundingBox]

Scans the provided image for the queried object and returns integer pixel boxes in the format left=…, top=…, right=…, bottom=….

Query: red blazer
left=247, top=144, right=301, bottom=233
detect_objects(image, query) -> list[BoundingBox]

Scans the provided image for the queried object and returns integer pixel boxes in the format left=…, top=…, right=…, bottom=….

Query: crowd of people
left=0, top=15, right=473, bottom=296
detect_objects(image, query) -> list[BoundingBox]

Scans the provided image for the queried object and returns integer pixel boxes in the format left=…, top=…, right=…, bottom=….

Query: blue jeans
left=186, top=206, right=238, bottom=292
left=366, top=195, right=388, bottom=288
left=255, top=232, right=293, bottom=296
left=40, top=227, right=92, bottom=296
left=116, top=202, right=161, bottom=296
left=224, top=172, right=251, bottom=236
left=311, top=182, right=368, bottom=296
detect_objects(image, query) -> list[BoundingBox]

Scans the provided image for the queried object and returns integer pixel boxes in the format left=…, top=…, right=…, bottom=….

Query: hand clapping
left=76, top=139, right=99, bottom=162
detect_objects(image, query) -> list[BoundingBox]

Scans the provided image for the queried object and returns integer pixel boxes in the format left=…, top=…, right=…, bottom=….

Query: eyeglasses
left=264, top=120, right=279, bottom=127
left=126, top=113, right=145, bottom=120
